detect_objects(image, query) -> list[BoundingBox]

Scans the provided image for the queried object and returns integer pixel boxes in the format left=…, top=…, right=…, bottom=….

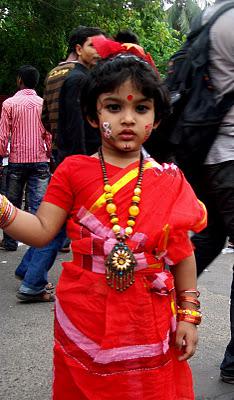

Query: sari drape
left=44, top=155, right=207, bottom=400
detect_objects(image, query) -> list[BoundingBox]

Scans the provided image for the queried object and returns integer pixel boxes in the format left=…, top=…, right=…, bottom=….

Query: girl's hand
left=175, top=321, right=198, bottom=361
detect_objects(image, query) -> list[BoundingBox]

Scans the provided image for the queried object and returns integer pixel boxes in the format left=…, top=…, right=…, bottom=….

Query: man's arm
left=210, top=9, right=234, bottom=95
left=0, top=103, right=11, bottom=157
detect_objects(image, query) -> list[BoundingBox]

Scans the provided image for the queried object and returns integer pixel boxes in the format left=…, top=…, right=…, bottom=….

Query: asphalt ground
left=0, top=239, right=233, bottom=400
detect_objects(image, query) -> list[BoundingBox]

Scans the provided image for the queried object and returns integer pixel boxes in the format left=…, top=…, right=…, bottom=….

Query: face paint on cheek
left=101, top=122, right=112, bottom=139
left=143, top=123, right=153, bottom=141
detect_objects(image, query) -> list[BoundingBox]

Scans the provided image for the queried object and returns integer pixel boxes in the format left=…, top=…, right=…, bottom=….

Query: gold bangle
left=177, top=308, right=202, bottom=317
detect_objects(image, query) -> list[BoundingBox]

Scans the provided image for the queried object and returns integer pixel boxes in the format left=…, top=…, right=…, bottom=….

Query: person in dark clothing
left=57, top=26, right=105, bottom=163
left=189, top=0, right=234, bottom=383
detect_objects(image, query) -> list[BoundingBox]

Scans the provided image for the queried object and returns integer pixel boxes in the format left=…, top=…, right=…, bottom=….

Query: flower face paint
left=102, top=122, right=112, bottom=139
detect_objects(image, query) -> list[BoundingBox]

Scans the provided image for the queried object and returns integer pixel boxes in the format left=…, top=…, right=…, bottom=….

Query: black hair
left=68, top=26, right=105, bottom=53
left=81, top=54, right=171, bottom=124
left=114, top=29, right=139, bottom=45
left=17, top=65, right=40, bottom=89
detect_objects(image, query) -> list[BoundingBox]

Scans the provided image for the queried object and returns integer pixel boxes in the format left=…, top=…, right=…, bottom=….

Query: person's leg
left=220, top=265, right=234, bottom=382
left=194, top=161, right=234, bottom=380
left=15, top=246, right=35, bottom=279
left=2, top=163, right=25, bottom=250
left=59, top=236, right=71, bottom=253
left=27, top=162, right=50, bottom=214
left=216, top=161, right=234, bottom=380
left=17, top=227, right=66, bottom=300
left=14, top=163, right=51, bottom=278
left=15, top=163, right=51, bottom=292
left=192, top=220, right=226, bottom=276
left=0, top=165, right=8, bottom=195
left=191, top=163, right=227, bottom=276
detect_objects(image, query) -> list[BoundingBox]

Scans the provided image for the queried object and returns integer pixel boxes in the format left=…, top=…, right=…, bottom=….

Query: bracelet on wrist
left=178, top=288, right=200, bottom=298
left=178, top=295, right=200, bottom=309
left=0, top=194, right=17, bottom=229
left=177, top=307, right=202, bottom=326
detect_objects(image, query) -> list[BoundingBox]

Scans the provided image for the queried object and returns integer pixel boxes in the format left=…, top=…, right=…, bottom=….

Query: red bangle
left=178, top=296, right=200, bottom=308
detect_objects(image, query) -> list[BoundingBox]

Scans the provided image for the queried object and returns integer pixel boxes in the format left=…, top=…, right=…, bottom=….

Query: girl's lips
left=118, top=131, right=136, bottom=140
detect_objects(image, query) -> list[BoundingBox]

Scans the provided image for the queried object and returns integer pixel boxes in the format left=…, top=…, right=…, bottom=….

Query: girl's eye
left=136, top=104, right=150, bottom=113
left=106, top=104, right=121, bottom=112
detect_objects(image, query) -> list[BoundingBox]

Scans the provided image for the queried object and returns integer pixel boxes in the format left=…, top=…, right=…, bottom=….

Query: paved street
left=0, top=239, right=233, bottom=400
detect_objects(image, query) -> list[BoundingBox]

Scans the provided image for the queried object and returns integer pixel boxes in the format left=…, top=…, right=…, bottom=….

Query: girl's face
left=91, top=79, right=158, bottom=154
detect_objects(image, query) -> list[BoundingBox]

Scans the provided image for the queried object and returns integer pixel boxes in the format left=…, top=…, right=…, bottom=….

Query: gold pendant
left=105, top=242, right=136, bottom=291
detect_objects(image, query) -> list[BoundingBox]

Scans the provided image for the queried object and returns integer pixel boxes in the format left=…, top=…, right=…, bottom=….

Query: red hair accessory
left=92, top=36, right=159, bottom=74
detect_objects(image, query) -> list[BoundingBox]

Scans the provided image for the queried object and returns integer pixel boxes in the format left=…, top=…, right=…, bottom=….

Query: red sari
left=44, top=155, right=207, bottom=400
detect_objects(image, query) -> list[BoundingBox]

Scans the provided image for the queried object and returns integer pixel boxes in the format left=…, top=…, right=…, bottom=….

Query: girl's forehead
left=100, top=79, right=144, bottom=98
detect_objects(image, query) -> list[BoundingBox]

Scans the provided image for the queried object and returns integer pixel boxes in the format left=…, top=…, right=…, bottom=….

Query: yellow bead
left=105, top=192, right=113, bottom=200
left=112, top=224, right=121, bottom=233
left=129, top=205, right=139, bottom=217
left=134, top=187, right=141, bottom=196
left=111, top=217, right=119, bottom=224
left=104, top=184, right=112, bottom=193
left=125, top=226, right=133, bottom=235
left=127, top=219, right=135, bottom=227
left=132, top=195, right=140, bottom=203
left=106, top=203, right=117, bottom=214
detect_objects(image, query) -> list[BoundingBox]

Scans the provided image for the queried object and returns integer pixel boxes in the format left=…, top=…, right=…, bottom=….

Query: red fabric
left=91, top=35, right=159, bottom=74
left=0, top=89, right=51, bottom=162
left=43, top=155, right=206, bottom=399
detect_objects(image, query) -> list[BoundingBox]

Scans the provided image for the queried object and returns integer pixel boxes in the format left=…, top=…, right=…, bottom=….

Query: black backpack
left=146, top=2, right=234, bottom=184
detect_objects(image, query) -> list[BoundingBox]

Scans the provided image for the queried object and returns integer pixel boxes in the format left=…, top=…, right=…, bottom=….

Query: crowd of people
left=0, top=0, right=233, bottom=398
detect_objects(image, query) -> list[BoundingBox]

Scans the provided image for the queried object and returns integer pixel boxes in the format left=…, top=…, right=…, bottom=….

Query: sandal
left=15, top=275, right=54, bottom=291
left=16, top=291, right=55, bottom=302
left=45, top=282, right=55, bottom=291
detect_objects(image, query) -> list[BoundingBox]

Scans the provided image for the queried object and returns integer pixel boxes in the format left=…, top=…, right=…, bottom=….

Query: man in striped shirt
left=0, top=65, right=51, bottom=251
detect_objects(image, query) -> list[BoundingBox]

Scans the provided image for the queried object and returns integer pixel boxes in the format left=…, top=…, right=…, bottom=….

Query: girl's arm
left=3, top=201, right=68, bottom=247
left=170, top=253, right=200, bottom=361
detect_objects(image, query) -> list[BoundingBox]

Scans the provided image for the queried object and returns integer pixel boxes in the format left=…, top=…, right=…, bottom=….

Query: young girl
left=0, top=52, right=206, bottom=399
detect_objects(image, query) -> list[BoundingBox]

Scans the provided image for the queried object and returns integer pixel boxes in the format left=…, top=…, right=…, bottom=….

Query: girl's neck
left=100, top=146, right=141, bottom=168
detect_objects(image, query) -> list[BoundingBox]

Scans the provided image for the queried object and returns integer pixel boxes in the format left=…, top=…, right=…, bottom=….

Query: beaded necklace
left=98, top=147, right=144, bottom=291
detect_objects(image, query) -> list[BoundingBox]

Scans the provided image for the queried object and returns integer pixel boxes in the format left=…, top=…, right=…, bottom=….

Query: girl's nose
left=121, top=110, right=135, bottom=124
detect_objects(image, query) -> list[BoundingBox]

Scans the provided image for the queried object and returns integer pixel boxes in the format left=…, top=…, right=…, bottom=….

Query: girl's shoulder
left=146, top=157, right=181, bottom=177
left=59, top=154, right=99, bottom=169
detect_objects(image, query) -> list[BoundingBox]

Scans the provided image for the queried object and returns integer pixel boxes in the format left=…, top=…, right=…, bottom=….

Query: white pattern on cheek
left=102, top=122, right=112, bottom=139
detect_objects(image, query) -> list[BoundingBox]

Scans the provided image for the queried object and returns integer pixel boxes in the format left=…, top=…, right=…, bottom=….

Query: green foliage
left=167, top=0, right=201, bottom=36
left=0, top=0, right=188, bottom=94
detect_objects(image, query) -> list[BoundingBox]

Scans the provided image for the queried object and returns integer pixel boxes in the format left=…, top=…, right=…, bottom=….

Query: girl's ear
left=87, top=117, right=99, bottom=128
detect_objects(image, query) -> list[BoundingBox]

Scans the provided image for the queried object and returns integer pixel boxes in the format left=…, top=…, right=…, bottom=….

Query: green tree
left=0, top=0, right=183, bottom=94
left=0, top=0, right=79, bottom=94
left=167, top=0, right=201, bottom=36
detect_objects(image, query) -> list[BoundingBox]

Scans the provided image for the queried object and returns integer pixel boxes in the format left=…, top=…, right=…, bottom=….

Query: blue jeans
left=15, top=227, right=66, bottom=294
left=3, top=162, right=50, bottom=250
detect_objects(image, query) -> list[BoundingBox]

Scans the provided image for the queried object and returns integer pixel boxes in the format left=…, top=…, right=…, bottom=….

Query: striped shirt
left=0, top=89, right=51, bottom=163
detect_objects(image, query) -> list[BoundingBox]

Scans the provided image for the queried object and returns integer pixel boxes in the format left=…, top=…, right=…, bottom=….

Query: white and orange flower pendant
left=105, top=241, right=136, bottom=291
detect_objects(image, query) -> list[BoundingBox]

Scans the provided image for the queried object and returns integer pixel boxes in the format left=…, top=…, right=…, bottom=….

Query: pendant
left=105, top=241, right=136, bottom=291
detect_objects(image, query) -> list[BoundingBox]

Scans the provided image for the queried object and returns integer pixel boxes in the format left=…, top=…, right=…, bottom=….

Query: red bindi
left=127, top=94, right=133, bottom=101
